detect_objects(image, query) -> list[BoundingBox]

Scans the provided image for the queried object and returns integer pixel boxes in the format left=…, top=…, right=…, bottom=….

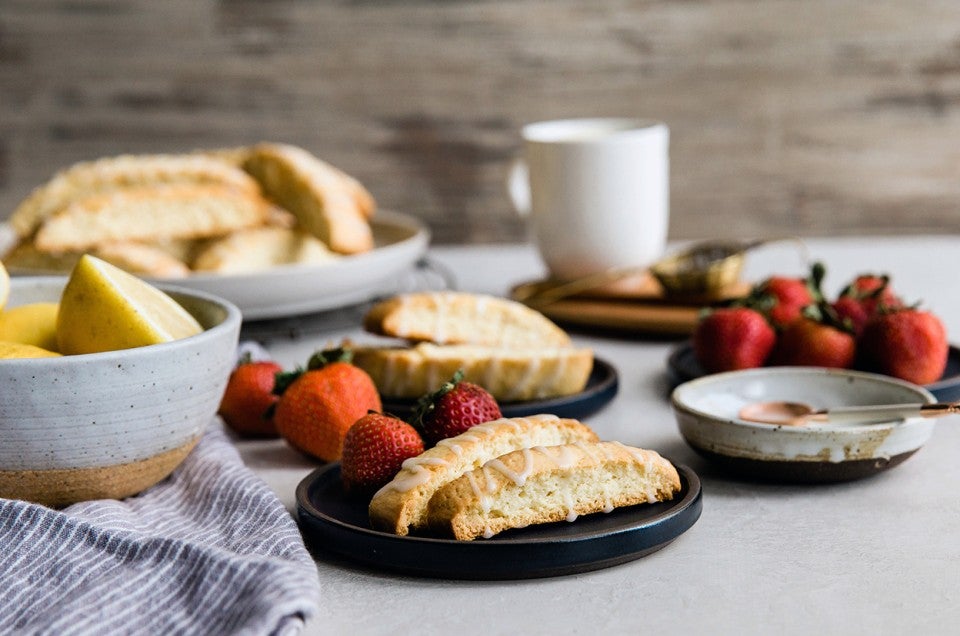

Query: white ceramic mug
left=509, top=117, right=670, bottom=281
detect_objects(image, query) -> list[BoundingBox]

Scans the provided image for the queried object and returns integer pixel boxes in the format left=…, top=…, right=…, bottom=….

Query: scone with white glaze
left=351, top=343, right=593, bottom=401
left=427, top=442, right=681, bottom=540
left=368, top=414, right=599, bottom=536
left=363, top=291, right=572, bottom=348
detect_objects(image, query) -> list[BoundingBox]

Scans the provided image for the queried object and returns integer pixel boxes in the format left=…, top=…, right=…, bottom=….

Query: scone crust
left=427, top=442, right=682, bottom=540
left=368, top=415, right=599, bottom=536
left=363, top=292, right=573, bottom=348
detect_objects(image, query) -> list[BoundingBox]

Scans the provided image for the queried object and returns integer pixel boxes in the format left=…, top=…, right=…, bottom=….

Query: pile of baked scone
left=350, top=291, right=682, bottom=540
left=351, top=290, right=596, bottom=402
left=2, top=143, right=375, bottom=277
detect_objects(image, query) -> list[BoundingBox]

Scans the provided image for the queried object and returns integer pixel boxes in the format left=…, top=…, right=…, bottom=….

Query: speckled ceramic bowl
left=0, top=276, right=241, bottom=507
left=671, top=367, right=937, bottom=483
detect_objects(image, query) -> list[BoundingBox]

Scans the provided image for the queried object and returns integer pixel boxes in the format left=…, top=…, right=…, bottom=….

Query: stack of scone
left=2, top=143, right=375, bottom=277
left=351, top=291, right=595, bottom=402
left=368, top=414, right=682, bottom=540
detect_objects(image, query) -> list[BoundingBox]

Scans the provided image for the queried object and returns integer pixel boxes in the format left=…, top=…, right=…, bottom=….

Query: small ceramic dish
left=0, top=276, right=242, bottom=507
left=671, top=367, right=937, bottom=483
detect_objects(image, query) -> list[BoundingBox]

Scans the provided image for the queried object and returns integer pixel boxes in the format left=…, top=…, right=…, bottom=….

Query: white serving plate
left=4, top=210, right=430, bottom=321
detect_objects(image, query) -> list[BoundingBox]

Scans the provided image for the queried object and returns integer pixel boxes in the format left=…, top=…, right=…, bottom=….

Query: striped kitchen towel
left=0, top=419, right=320, bottom=636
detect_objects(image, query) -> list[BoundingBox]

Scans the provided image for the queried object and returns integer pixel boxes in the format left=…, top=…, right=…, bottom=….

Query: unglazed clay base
left=0, top=437, right=199, bottom=508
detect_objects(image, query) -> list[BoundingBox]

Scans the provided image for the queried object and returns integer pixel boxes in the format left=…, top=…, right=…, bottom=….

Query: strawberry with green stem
left=412, top=370, right=502, bottom=446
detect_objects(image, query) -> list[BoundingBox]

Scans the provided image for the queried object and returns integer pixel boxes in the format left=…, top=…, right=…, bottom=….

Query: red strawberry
left=756, top=274, right=815, bottom=328
left=218, top=356, right=283, bottom=438
left=413, top=371, right=502, bottom=445
left=831, top=295, right=871, bottom=337
left=340, top=412, right=425, bottom=494
left=693, top=307, right=776, bottom=373
left=859, top=307, right=948, bottom=385
left=273, top=347, right=382, bottom=462
left=769, top=314, right=856, bottom=369
left=844, top=274, right=902, bottom=314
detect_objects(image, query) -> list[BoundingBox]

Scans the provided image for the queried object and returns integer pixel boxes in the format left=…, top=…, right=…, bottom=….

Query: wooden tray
left=510, top=274, right=750, bottom=337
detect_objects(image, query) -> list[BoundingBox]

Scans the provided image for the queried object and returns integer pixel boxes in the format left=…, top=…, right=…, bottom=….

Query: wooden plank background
left=3, top=0, right=960, bottom=245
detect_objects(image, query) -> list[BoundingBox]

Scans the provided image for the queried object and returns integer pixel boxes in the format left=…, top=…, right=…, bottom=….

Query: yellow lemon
left=0, top=261, right=9, bottom=311
left=0, top=302, right=60, bottom=351
left=57, top=254, right=203, bottom=355
left=0, top=341, right=61, bottom=359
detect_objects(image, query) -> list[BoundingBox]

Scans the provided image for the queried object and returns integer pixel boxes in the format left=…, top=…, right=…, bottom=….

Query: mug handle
left=505, top=157, right=530, bottom=217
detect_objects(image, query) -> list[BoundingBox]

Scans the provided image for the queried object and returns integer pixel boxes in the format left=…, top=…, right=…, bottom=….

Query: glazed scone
left=8, top=153, right=262, bottom=238
left=427, top=442, right=682, bottom=540
left=241, top=142, right=374, bottom=254
left=33, top=184, right=271, bottom=252
left=192, top=226, right=340, bottom=274
left=363, top=292, right=573, bottom=348
left=351, top=342, right=593, bottom=401
left=368, top=414, right=599, bottom=536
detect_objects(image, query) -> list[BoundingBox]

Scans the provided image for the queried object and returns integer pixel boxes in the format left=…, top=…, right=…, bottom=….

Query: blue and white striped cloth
left=0, top=420, right=320, bottom=635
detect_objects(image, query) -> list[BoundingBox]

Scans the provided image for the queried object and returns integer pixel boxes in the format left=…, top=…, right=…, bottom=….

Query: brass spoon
left=737, top=400, right=960, bottom=427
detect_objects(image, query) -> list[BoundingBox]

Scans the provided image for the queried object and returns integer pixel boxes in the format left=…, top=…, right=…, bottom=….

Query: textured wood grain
left=3, top=1, right=960, bottom=245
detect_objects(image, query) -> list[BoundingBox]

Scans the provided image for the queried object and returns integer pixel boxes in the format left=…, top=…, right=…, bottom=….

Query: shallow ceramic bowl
left=0, top=276, right=241, bottom=507
left=671, top=367, right=937, bottom=483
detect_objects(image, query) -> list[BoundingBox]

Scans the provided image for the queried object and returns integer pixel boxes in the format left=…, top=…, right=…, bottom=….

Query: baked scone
left=241, top=142, right=375, bottom=254
left=368, top=414, right=599, bottom=536
left=33, top=184, right=271, bottom=252
left=364, top=292, right=573, bottom=348
left=351, top=343, right=593, bottom=401
left=427, top=442, right=682, bottom=540
left=3, top=240, right=190, bottom=278
left=191, top=225, right=339, bottom=274
left=8, top=153, right=262, bottom=238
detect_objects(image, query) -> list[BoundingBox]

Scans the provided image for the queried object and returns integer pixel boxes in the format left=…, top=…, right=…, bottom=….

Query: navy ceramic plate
left=296, top=461, right=701, bottom=580
left=667, top=342, right=960, bottom=403
left=381, top=357, right=619, bottom=420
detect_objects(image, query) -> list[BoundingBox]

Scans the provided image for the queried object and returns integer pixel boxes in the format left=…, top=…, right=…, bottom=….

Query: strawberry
left=833, top=274, right=902, bottom=336
left=412, top=371, right=502, bottom=445
left=273, top=347, right=382, bottom=462
left=831, top=295, right=871, bottom=337
left=859, top=306, right=948, bottom=385
left=340, top=412, right=425, bottom=494
left=768, top=310, right=856, bottom=369
left=844, top=274, right=902, bottom=315
left=218, top=355, right=283, bottom=438
left=692, top=307, right=776, bottom=373
left=755, top=270, right=816, bottom=328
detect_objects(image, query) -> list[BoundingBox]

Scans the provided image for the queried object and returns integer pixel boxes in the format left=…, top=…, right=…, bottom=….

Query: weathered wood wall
left=3, top=0, right=960, bottom=245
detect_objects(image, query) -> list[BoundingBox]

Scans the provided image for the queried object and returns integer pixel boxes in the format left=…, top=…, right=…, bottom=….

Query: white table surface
left=235, top=236, right=960, bottom=635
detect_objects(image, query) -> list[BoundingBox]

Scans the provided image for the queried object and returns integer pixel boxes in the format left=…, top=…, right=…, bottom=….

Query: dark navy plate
left=381, top=357, right=619, bottom=420
left=667, top=342, right=960, bottom=402
left=296, top=461, right=701, bottom=580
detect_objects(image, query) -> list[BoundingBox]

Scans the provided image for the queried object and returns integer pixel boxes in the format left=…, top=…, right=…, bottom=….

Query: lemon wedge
left=0, top=302, right=60, bottom=351
left=0, top=261, right=9, bottom=311
left=57, top=254, right=203, bottom=354
left=0, top=341, right=60, bottom=359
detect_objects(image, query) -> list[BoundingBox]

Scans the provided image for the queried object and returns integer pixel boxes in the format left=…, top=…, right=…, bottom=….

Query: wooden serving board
left=510, top=275, right=751, bottom=337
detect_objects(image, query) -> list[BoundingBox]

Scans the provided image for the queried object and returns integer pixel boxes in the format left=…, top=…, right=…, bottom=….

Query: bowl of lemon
left=0, top=255, right=241, bottom=507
